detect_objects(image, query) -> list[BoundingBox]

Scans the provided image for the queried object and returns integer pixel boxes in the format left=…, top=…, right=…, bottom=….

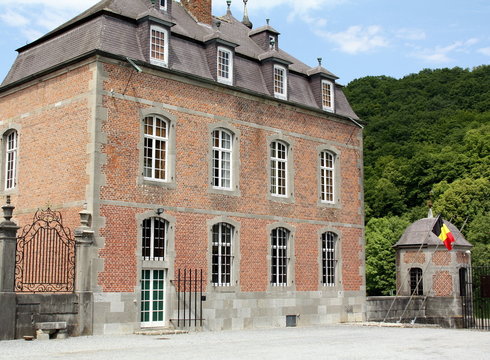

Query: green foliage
left=365, top=216, right=411, bottom=296
left=433, top=177, right=490, bottom=230
left=345, top=66, right=490, bottom=295
left=345, top=66, right=490, bottom=217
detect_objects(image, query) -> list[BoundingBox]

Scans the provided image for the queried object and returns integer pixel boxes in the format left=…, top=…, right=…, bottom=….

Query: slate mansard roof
left=1, top=0, right=359, bottom=121
left=394, top=217, right=472, bottom=249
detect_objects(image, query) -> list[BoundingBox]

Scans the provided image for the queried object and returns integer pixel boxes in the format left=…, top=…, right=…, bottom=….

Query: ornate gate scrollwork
left=15, top=209, right=75, bottom=293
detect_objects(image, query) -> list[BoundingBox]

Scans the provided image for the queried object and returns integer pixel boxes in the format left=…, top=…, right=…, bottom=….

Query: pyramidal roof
left=394, top=217, right=472, bottom=249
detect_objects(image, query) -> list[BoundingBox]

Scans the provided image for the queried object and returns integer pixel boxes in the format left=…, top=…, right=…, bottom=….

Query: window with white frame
left=212, top=222, right=233, bottom=286
left=217, top=47, right=233, bottom=85
left=142, top=217, right=167, bottom=261
left=320, top=150, right=335, bottom=203
left=322, top=80, right=334, bottom=112
left=150, top=25, right=168, bottom=67
left=212, top=129, right=233, bottom=189
left=144, top=115, right=168, bottom=181
left=322, top=232, right=337, bottom=286
left=273, top=65, right=287, bottom=100
left=271, top=227, right=289, bottom=286
left=4, top=130, right=17, bottom=190
left=270, top=140, right=288, bottom=197
left=159, top=0, right=167, bottom=10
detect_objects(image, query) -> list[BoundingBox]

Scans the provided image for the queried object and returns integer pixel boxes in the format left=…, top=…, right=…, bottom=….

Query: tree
left=432, top=177, right=490, bottom=230
left=365, top=217, right=411, bottom=296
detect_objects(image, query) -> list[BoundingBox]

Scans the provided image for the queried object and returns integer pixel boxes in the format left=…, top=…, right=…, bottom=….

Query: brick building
left=0, top=0, right=365, bottom=335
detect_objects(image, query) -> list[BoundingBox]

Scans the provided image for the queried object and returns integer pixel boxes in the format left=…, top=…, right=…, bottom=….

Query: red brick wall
left=181, top=0, right=212, bottom=25
left=432, top=251, right=451, bottom=266
left=97, top=63, right=363, bottom=293
left=433, top=270, right=453, bottom=296
left=404, top=251, right=425, bottom=264
left=0, top=65, right=92, bottom=236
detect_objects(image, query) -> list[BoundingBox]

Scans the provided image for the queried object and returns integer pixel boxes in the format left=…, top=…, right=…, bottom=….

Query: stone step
left=134, top=328, right=189, bottom=336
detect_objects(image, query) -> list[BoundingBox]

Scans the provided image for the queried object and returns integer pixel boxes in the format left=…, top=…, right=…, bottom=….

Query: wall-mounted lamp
left=156, top=208, right=165, bottom=215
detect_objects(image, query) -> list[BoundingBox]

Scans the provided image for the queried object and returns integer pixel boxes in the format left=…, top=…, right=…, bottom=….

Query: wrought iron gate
left=15, top=209, right=75, bottom=293
left=462, top=265, right=490, bottom=330
left=173, top=269, right=204, bottom=328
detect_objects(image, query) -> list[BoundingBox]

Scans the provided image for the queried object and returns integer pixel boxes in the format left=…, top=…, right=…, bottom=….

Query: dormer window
left=217, top=47, right=233, bottom=85
left=322, top=80, right=334, bottom=112
left=269, top=36, right=276, bottom=50
left=150, top=25, right=168, bottom=67
left=273, top=65, right=287, bottom=100
left=159, top=0, right=167, bottom=10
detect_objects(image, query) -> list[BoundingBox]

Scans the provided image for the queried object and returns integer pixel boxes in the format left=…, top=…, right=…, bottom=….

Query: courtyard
left=1, top=324, right=488, bottom=360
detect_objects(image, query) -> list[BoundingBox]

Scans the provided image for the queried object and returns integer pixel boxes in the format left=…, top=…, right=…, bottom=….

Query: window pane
left=211, top=223, right=234, bottom=286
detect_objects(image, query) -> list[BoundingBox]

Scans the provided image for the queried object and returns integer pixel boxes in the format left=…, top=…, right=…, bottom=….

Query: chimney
left=181, top=0, right=212, bottom=25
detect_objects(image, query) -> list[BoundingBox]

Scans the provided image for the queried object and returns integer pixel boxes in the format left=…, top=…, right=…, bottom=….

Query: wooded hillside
left=344, top=65, right=490, bottom=295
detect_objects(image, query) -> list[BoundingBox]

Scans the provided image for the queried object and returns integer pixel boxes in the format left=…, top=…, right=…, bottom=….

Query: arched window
left=212, top=222, right=234, bottom=286
left=271, top=227, right=289, bottom=286
left=142, top=217, right=167, bottom=261
left=321, top=232, right=337, bottom=286
left=410, top=268, right=423, bottom=295
left=212, top=129, right=233, bottom=189
left=270, top=140, right=288, bottom=197
left=4, top=130, right=18, bottom=190
left=320, top=150, right=335, bottom=203
left=143, top=115, right=168, bottom=181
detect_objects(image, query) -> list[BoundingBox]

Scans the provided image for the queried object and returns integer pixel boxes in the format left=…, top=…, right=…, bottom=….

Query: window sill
left=267, top=193, right=295, bottom=204
left=208, top=285, right=238, bottom=293
left=208, top=186, right=241, bottom=197
left=140, top=177, right=176, bottom=189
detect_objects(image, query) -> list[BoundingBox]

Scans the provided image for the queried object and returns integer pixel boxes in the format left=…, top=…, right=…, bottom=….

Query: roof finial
left=427, top=190, right=434, bottom=218
left=317, top=57, right=322, bottom=67
left=226, top=0, right=232, bottom=14
left=266, top=18, right=270, bottom=26
left=242, top=0, right=253, bottom=29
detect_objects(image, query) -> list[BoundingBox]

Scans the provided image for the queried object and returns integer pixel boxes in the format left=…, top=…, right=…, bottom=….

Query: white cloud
left=315, top=25, right=389, bottom=54
left=0, top=0, right=97, bottom=11
left=478, top=47, right=490, bottom=56
left=0, top=9, right=29, bottom=27
left=214, top=0, right=345, bottom=29
left=412, top=38, right=480, bottom=63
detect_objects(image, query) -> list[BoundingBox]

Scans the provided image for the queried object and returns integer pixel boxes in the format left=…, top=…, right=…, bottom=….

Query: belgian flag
left=432, top=215, right=456, bottom=251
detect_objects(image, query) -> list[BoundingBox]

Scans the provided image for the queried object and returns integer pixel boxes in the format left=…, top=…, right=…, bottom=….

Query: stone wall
left=366, top=296, right=463, bottom=328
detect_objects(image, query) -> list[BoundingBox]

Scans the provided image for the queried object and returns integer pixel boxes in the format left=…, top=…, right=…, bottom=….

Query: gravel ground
left=1, top=324, right=489, bottom=360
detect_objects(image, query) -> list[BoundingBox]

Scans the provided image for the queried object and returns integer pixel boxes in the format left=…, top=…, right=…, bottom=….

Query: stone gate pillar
left=74, top=209, right=94, bottom=336
left=0, top=196, right=20, bottom=340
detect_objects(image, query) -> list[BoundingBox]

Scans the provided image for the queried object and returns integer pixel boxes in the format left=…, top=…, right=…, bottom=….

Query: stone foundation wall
left=366, top=296, right=463, bottom=328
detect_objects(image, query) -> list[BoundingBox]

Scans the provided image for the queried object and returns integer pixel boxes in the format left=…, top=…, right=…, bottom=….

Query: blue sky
left=0, top=0, right=489, bottom=85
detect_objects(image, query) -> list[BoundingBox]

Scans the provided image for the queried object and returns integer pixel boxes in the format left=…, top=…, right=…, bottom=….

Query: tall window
left=322, top=80, right=334, bottom=112
left=212, top=129, right=232, bottom=189
left=142, top=217, right=166, bottom=261
left=271, top=227, right=289, bottom=286
left=273, top=65, right=287, bottom=99
left=322, top=232, right=337, bottom=286
left=212, top=223, right=233, bottom=286
left=144, top=115, right=168, bottom=181
left=159, top=0, right=167, bottom=10
left=270, top=141, right=288, bottom=197
left=320, top=151, right=335, bottom=203
left=217, top=47, right=233, bottom=85
left=150, top=25, right=168, bottom=67
left=410, top=268, right=423, bottom=295
left=4, top=130, right=17, bottom=190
